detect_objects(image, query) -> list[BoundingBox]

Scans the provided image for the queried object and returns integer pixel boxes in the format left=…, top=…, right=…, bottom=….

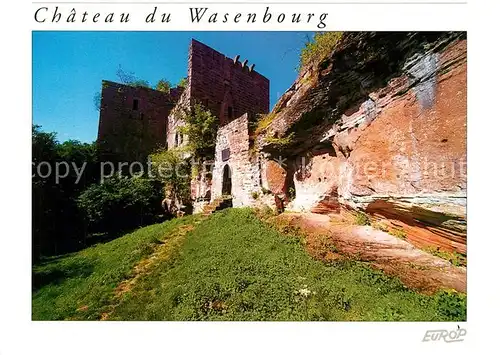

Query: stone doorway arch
left=222, top=164, right=232, bottom=196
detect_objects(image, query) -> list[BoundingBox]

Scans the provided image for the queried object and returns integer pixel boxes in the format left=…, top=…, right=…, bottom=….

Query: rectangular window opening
left=133, top=99, right=139, bottom=111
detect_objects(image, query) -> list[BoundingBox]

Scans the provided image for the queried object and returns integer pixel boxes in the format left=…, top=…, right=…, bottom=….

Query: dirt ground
left=274, top=212, right=466, bottom=294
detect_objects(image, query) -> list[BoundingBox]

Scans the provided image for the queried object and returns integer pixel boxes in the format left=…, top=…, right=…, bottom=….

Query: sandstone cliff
left=258, top=32, right=467, bottom=254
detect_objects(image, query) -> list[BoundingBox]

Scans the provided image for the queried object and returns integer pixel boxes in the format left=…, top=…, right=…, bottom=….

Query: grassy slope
left=33, top=208, right=466, bottom=321
left=32, top=216, right=199, bottom=320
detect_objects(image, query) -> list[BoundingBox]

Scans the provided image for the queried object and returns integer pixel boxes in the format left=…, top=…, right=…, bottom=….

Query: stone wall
left=166, top=89, right=191, bottom=150
left=167, top=39, right=270, bottom=152
left=97, top=80, right=182, bottom=162
left=165, top=39, right=271, bottom=205
left=212, top=114, right=261, bottom=207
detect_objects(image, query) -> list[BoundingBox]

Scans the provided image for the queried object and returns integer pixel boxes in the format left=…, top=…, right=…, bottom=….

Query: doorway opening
left=222, top=164, right=232, bottom=196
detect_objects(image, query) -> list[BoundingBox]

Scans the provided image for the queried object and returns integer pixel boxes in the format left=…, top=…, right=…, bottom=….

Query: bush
left=77, top=176, right=164, bottom=234
left=155, top=79, right=171, bottom=93
left=263, top=132, right=295, bottom=149
left=253, top=206, right=277, bottom=221
left=372, top=222, right=389, bottom=232
left=149, top=148, right=191, bottom=205
left=177, top=103, right=218, bottom=159
left=300, top=32, right=343, bottom=70
left=261, top=187, right=272, bottom=195
left=389, top=228, right=407, bottom=240
left=354, top=211, right=370, bottom=226
left=253, top=112, right=276, bottom=136
left=435, top=290, right=467, bottom=321
left=177, top=77, right=188, bottom=88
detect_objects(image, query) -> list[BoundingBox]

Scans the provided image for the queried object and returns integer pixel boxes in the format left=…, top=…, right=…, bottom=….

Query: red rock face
left=348, top=43, right=466, bottom=197
left=264, top=160, right=287, bottom=194
left=288, top=151, right=344, bottom=213
left=341, top=40, right=467, bottom=253
left=259, top=33, right=467, bottom=254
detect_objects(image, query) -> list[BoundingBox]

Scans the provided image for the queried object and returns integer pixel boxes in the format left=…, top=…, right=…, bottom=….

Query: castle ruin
left=97, top=39, right=270, bottom=209
left=97, top=33, right=467, bottom=255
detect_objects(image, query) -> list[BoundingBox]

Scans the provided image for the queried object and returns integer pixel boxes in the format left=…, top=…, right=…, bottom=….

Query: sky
left=33, top=31, right=313, bottom=143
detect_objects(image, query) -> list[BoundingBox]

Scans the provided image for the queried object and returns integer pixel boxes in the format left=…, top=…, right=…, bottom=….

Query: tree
left=149, top=148, right=191, bottom=208
left=93, top=91, right=102, bottom=112
left=155, top=79, right=171, bottom=93
left=78, top=176, right=163, bottom=234
left=177, top=77, right=188, bottom=89
left=177, top=103, right=218, bottom=159
left=116, top=65, right=151, bottom=88
left=32, top=125, right=58, bottom=164
left=32, top=125, right=100, bottom=261
left=32, top=125, right=59, bottom=260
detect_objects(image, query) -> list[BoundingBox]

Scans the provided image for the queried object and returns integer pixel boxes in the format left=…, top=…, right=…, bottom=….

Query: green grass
left=32, top=216, right=199, bottom=320
left=424, top=246, right=467, bottom=267
left=300, top=32, right=343, bottom=70
left=33, top=208, right=466, bottom=321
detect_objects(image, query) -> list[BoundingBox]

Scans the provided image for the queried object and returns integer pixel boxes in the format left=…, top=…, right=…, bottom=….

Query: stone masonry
left=167, top=39, right=270, bottom=150
left=211, top=113, right=261, bottom=207
left=166, top=39, right=270, bottom=206
left=97, top=80, right=183, bottom=162
left=189, top=39, right=269, bottom=126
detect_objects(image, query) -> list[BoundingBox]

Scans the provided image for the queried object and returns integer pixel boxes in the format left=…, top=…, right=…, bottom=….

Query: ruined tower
left=97, top=81, right=183, bottom=162
left=167, top=39, right=270, bottom=149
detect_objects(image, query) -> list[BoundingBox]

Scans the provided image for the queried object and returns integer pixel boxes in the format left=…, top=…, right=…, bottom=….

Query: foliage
left=177, top=103, right=218, bottom=158
left=155, top=79, right=171, bottom=93
left=32, top=125, right=58, bottom=163
left=57, top=139, right=97, bottom=164
left=263, top=132, right=295, bottom=149
left=116, top=66, right=180, bottom=93
left=435, top=290, right=467, bottom=321
left=32, top=125, right=99, bottom=260
left=424, top=246, right=467, bottom=267
left=116, top=65, right=150, bottom=88
left=253, top=205, right=277, bottom=220
left=93, top=91, right=102, bottom=111
left=299, top=32, right=343, bottom=70
left=372, top=222, right=389, bottom=232
left=261, top=187, right=272, bottom=195
left=77, top=176, right=164, bottom=234
left=177, top=77, right=188, bottom=88
left=33, top=208, right=466, bottom=321
left=389, top=228, right=407, bottom=240
left=354, top=211, right=370, bottom=226
left=149, top=148, right=191, bottom=204
left=254, top=112, right=276, bottom=136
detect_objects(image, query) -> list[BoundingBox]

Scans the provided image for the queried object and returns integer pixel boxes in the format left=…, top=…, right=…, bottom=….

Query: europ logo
left=422, top=326, right=466, bottom=343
